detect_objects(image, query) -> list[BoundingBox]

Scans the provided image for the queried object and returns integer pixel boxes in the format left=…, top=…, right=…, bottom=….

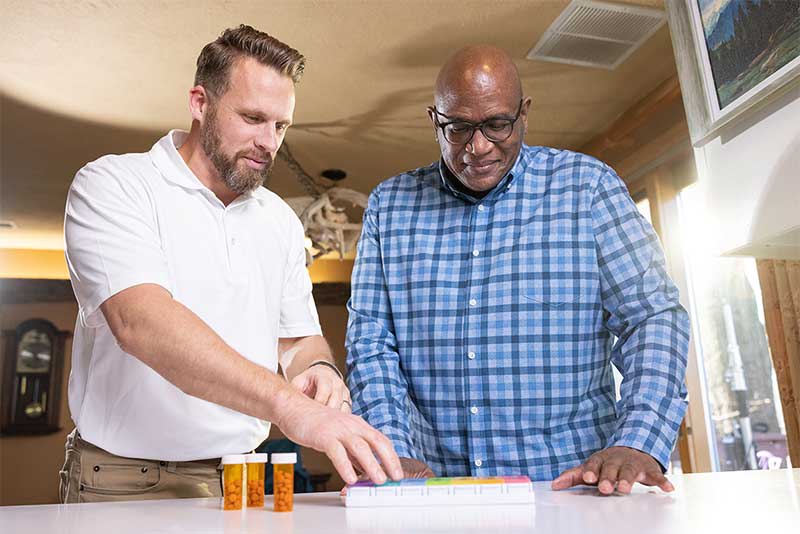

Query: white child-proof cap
left=270, top=453, right=297, bottom=464
left=245, top=453, right=269, bottom=463
left=221, top=454, right=246, bottom=465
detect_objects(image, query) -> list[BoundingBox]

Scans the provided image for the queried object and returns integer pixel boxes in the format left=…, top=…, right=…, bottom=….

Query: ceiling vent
left=526, top=0, right=666, bottom=70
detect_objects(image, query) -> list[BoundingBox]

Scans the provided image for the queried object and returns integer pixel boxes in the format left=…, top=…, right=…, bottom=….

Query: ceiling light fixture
left=320, top=169, right=347, bottom=181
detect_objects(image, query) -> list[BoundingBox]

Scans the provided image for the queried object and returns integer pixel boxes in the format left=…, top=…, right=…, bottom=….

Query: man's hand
left=551, top=446, right=673, bottom=495
left=340, top=456, right=435, bottom=495
left=290, top=364, right=352, bottom=412
left=276, top=393, right=402, bottom=486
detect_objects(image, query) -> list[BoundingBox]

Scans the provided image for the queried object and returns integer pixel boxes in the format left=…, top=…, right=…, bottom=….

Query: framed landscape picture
left=668, top=0, right=800, bottom=145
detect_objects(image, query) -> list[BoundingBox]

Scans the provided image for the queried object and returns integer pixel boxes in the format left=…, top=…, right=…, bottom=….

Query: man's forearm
left=100, top=284, right=403, bottom=485
left=279, top=335, right=336, bottom=382
left=101, top=283, right=297, bottom=424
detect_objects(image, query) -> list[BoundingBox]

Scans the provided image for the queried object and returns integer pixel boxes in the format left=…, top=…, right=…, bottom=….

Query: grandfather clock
left=1, top=319, right=70, bottom=435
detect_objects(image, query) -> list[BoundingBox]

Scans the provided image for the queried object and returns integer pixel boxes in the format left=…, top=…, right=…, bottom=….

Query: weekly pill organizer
left=343, top=476, right=535, bottom=507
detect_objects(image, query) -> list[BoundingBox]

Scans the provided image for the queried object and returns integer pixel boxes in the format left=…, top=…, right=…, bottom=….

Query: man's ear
left=520, top=97, right=532, bottom=136
left=426, top=107, right=440, bottom=142
left=188, top=85, right=210, bottom=122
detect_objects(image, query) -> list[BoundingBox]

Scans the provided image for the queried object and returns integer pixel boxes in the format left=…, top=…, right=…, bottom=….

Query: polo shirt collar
left=150, top=130, right=258, bottom=203
left=150, top=130, right=207, bottom=190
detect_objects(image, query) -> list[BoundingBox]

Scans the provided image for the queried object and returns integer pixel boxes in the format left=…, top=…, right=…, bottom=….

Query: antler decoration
left=278, top=143, right=368, bottom=266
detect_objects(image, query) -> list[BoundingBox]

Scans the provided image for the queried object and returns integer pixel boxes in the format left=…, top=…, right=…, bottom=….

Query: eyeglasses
left=429, top=99, right=524, bottom=145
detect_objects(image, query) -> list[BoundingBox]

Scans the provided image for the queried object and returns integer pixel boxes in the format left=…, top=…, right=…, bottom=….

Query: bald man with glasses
left=346, top=45, right=690, bottom=495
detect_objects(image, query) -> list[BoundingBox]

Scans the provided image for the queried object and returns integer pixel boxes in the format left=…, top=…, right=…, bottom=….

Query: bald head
left=434, top=45, right=522, bottom=108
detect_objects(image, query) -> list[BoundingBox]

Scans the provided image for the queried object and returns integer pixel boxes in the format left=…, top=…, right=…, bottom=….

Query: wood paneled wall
left=756, top=260, right=800, bottom=467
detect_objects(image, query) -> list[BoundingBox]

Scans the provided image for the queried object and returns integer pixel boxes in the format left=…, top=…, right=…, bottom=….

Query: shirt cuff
left=607, top=416, right=678, bottom=472
left=376, top=425, right=419, bottom=461
left=278, top=324, right=323, bottom=338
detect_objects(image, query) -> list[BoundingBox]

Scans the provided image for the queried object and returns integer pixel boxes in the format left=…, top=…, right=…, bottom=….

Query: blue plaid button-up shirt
left=346, top=145, right=689, bottom=480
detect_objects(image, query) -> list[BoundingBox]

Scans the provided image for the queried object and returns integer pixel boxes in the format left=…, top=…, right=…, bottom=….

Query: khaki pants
left=59, top=429, right=223, bottom=503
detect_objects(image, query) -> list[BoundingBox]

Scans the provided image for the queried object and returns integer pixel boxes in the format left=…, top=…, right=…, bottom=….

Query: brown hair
left=194, top=24, right=305, bottom=96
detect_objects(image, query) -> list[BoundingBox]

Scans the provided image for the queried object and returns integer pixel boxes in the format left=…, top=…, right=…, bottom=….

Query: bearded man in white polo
left=60, top=25, right=401, bottom=503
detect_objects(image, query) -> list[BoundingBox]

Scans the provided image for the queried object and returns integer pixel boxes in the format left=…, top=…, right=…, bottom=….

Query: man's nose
left=255, top=124, right=280, bottom=153
left=466, top=128, right=493, bottom=155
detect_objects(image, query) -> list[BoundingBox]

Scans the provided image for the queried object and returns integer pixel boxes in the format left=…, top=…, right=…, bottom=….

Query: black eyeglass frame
left=429, top=99, right=525, bottom=145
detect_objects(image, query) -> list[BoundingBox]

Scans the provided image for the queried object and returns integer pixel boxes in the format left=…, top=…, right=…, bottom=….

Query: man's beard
left=200, top=106, right=274, bottom=195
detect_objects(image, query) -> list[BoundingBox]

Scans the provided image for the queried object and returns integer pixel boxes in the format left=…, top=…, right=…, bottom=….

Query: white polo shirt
left=64, top=130, right=321, bottom=461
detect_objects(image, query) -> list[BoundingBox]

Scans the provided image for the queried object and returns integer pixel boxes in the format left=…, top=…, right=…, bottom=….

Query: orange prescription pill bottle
left=222, top=454, right=245, bottom=510
left=246, top=453, right=268, bottom=508
left=271, top=452, right=297, bottom=512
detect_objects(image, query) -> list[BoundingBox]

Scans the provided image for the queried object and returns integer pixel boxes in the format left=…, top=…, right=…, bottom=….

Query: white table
left=1, top=469, right=798, bottom=533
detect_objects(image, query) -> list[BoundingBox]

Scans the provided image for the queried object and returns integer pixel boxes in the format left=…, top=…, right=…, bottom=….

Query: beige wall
left=0, top=298, right=350, bottom=506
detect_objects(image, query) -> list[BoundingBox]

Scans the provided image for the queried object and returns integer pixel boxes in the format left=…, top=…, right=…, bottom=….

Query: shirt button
left=507, top=185, right=514, bottom=191
left=477, top=204, right=485, bottom=211
left=469, top=298, right=477, bottom=307
left=474, top=459, right=483, bottom=467
left=472, top=250, right=480, bottom=257
left=467, top=351, right=476, bottom=360
left=470, top=406, right=478, bottom=415
left=231, top=238, right=237, bottom=245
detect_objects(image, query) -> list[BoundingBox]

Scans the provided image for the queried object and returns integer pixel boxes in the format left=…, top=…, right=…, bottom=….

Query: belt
left=75, top=431, right=222, bottom=467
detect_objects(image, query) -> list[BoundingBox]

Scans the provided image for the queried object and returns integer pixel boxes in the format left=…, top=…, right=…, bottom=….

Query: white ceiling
left=0, top=0, right=674, bottom=249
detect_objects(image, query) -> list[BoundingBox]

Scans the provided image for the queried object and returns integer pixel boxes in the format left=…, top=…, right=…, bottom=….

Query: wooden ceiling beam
left=613, top=120, right=691, bottom=181
left=582, top=75, right=682, bottom=158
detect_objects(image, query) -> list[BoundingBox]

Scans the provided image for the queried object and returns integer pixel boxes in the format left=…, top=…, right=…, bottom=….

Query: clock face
left=16, top=330, right=52, bottom=374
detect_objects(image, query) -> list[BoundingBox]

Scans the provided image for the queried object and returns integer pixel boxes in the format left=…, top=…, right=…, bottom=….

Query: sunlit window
left=634, top=197, right=651, bottom=224
left=678, top=183, right=789, bottom=471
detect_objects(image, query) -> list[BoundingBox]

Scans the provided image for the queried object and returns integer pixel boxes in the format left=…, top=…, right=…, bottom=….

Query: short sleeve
left=64, top=159, right=171, bottom=327
left=278, top=211, right=322, bottom=338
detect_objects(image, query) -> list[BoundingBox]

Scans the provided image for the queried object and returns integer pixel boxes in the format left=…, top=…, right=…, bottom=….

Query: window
left=678, top=183, right=789, bottom=471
